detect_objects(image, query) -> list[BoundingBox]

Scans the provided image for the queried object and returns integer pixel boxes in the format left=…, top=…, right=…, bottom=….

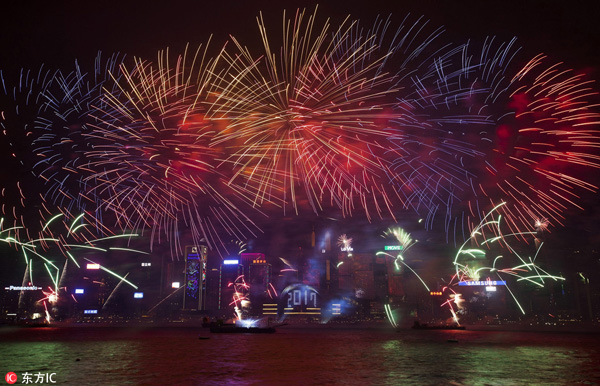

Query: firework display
left=0, top=212, right=145, bottom=322
left=2, top=9, right=598, bottom=246
left=439, top=203, right=566, bottom=324
left=0, top=7, right=598, bottom=326
left=379, top=226, right=430, bottom=291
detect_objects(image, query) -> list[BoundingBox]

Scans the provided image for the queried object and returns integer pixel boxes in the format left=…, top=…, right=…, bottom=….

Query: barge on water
left=410, top=321, right=466, bottom=330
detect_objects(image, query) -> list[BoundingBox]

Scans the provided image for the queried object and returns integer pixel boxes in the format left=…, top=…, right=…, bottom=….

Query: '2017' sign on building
left=278, top=284, right=320, bottom=316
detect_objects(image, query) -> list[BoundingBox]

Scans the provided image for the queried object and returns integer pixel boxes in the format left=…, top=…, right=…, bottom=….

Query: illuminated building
left=216, top=253, right=273, bottom=316
left=240, top=253, right=265, bottom=275
left=204, top=267, right=221, bottom=311
left=248, top=258, right=272, bottom=316
left=456, top=279, right=507, bottom=321
left=352, top=254, right=375, bottom=300
left=183, top=245, right=208, bottom=310
left=218, top=259, right=242, bottom=311
left=386, top=257, right=404, bottom=301
left=337, top=252, right=354, bottom=293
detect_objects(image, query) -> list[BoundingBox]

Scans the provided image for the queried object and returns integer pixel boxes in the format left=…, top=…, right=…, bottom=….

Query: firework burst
left=444, top=202, right=565, bottom=321
left=212, top=8, right=449, bottom=221
left=387, top=38, right=600, bottom=243
left=79, top=43, right=264, bottom=256
left=1, top=8, right=598, bottom=263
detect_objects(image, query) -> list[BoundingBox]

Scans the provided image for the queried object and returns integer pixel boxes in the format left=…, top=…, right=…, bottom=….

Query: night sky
left=1, top=1, right=599, bottom=71
left=1, top=0, right=600, bottom=267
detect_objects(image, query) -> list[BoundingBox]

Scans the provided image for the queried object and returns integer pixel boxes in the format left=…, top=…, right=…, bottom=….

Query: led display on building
left=458, top=280, right=506, bottom=286
left=278, top=284, right=320, bottom=317
left=183, top=245, right=207, bottom=310
left=384, top=245, right=403, bottom=251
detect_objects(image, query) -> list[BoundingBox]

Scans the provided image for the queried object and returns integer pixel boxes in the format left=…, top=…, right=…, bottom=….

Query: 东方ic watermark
left=5, top=372, right=57, bottom=384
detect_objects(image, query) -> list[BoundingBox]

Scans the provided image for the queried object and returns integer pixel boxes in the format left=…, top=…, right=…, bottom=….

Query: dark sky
left=1, top=0, right=599, bottom=257
left=1, top=1, right=599, bottom=72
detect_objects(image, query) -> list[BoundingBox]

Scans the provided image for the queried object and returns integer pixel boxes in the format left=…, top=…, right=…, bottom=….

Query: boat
left=17, top=317, right=51, bottom=328
left=411, top=321, right=466, bottom=330
left=208, top=319, right=287, bottom=333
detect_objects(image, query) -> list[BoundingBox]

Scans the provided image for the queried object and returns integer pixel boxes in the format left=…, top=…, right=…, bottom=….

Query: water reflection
left=0, top=327, right=598, bottom=385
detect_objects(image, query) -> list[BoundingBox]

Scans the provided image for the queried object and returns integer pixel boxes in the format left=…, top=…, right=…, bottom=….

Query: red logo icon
left=5, top=372, right=17, bottom=384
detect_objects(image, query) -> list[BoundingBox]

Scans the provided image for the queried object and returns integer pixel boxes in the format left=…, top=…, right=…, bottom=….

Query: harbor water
left=1, top=325, right=599, bottom=385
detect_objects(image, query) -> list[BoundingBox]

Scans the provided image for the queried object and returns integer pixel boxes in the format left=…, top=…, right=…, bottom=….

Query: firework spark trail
left=33, top=54, right=126, bottom=210
left=379, top=226, right=432, bottom=327
left=486, top=54, right=600, bottom=232
left=382, top=226, right=415, bottom=251
left=1, top=211, right=145, bottom=318
left=1, top=9, right=599, bottom=261
left=18, top=259, right=32, bottom=310
left=337, top=233, right=352, bottom=251
left=0, top=48, right=262, bottom=258
left=387, top=37, right=600, bottom=243
left=0, top=54, right=129, bottom=244
left=444, top=202, right=565, bottom=321
left=148, top=285, right=184, bottom=314
left=379, top=226, right=430, bottom=292
left=212, top=8, right=450, bottom=221
left=0, top=65, right=59, bottom=240
left=80, top=42, right=264, bottom=257
left=229, top=274, right=251, bottom=321
left=102, top=273, right=131, bottom=310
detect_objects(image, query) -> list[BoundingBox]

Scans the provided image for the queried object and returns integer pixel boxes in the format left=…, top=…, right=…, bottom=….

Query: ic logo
left=5, top=372, right=17, bottom=384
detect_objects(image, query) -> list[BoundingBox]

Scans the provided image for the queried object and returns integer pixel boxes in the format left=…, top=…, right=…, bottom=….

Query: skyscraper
left=183, top=245, right=208, bottom=310
left=219, top=259, right=242, bottom=312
